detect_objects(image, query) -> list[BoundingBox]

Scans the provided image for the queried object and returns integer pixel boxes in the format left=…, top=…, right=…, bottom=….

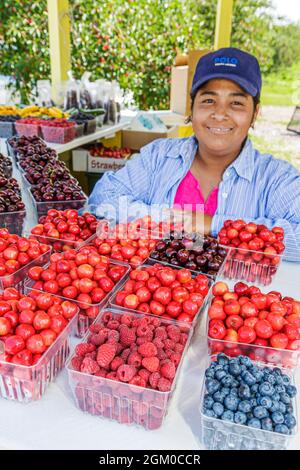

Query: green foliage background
left=1, top=0, right=300, bottom=108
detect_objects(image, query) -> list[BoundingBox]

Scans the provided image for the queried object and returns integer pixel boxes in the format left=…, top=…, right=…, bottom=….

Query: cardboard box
left=122, top=125, right=178, bottom=150
left=170, top=48, right=211, bottom=116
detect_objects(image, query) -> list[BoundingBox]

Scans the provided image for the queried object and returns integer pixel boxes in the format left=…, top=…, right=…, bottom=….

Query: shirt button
left=222, top=192, right=228, bottom=198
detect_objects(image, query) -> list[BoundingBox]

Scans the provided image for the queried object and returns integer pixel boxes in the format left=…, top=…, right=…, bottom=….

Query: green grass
left=261, top=62, right=300, bottom=106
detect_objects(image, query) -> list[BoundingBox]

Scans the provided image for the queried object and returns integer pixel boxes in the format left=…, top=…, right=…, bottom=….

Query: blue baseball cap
left=191, top=47, right=262, bottom=97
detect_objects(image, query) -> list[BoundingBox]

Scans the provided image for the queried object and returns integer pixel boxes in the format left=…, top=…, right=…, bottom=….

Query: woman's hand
left=163, top=208, right=212, bottom=235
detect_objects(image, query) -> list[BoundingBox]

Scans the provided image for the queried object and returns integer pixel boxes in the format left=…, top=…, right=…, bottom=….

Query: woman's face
left=191, top=78, right=259, bottom=156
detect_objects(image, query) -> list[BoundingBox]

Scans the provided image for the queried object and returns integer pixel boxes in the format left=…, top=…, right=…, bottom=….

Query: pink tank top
left=174, top=170, right=218, bottom=217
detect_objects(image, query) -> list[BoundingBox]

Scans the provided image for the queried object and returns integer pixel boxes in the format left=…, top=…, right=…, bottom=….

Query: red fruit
left=270, top=333, right=288, bottom=350
left=33, top=311, right=51, bottom=330
left=77, top=264, right=94, bottom=279
left=172, top=286, right=189, bottom=303
left=11, top=349, right=33, bottom=366
left=120, top=245, right=136, bottom=260
left=5, top=335, right=25, bottom=355
left=237, top=325, right=256, bottom=344
left=136, top=286, right=151, bottom=303
left=153, top=287, right=172, bottom=306
left=234, top=282, right=249, bottom=296
left=254, top=319, right=273, bottom=339
left=212, top=282, right=229, bottom=296
left=288, top=339, right=300, bottom=351
left=26, top=334, right=46, bottom=354
left=224, top=299, right=240, bottom=315
left=97, top=343, right=116, bottom=368
left=3, top=246, right=18, bottom=260
left=225, top=314, right=243, bottom=331
left=40, top=329, right=57, bottom=347
left=146, top=276, right=161, bottom=292
left=223, top=292, right=238, bottom=302
left=156, top=269, right=176, bottom=286
left=0, top=317, right=11, bottom=336
left=78, top=278, right=94, bottom=294
left=182, top=299, right=199, bottom=317
left=239, top=230, right=253, bottom=243
left=19, top=309, right=35, bottom=324
left=208, top=303, right=226, bottom=320
left=142, top=356, right=159, bottom=373
left=166, top=301, right=182, bottom=318
left=2, top=288, right=19, bottom=301
left=0, top=301, right=11, bottom=316
left=208, top=320, right=226, bottom=339
left=254, top=338, right=269, bottom=347
left=270, top=302, right=287, bottom=317
left=15, top=324, right=35, bottom=341
left=98, top=277, right=114, bottom=293
left=250, top=294, right=267, bottom=311
left=91, top=287, right=105, bottom=304
left=240, top=302, right=258, bottom=318
left=149, top=300, right=165, bottom=316
left=283, top=323, right=299, bottom=341
left=50, top=315, right=67, bottom=334
left=44, top=280, right=59, bottom=294
left=244, top=317, right=258, bottom=328
left=36, top=293, right=53, bottom=310
left=176, top=268, right=192, bottom=284
left=123, top=294, right=139, bottom=310
left=61, top=301, right=78, bottom=319
left=266, top=312, right=286, bottom=331
left=224, top=328, right=238, bottom=343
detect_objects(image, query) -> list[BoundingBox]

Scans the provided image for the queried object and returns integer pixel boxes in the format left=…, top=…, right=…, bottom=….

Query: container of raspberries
left=0, top=115, right=21, bottom=139
left=109, top=262, right=211, bottom=325
left=15, top=118, right=45, bottom=138
left=24, top=245, right=130, bottom=337
left=40, top=119, right=76, bottom=144
left=0, top=288, right=78, bottom=403
left=199, top=353, right=298, bottom=450
left=218, top=220, right=285, bottom=285
left=66, top=307, right=193, bottom=430
left=205, top=280, right=300, bottom=369
left=29, top=208, right=99, bottom=252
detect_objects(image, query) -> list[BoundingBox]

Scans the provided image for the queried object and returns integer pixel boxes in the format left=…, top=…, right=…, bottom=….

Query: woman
left=89, top=47, right=300, bottom=260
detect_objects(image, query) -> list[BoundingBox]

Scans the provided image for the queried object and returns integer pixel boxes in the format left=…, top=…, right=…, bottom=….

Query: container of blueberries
left=0, top=115, right=21, bottom=138
left=198, top=353, right=298, bottom=450
left=149, top=231, right=228, bottom=279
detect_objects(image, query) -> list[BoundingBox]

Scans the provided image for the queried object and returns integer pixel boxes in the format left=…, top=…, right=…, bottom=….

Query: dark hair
left=185, top=88, right=261, bottom=124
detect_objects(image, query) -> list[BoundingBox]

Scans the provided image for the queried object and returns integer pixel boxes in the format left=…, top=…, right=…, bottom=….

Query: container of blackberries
left=68, top=112, right=97, bottom=135
left=0, top=154, right=13, bottom=178
left=0, top=114, right=21, bottom=138
left=0, top=176, right=26, bottom=235
left=199, top=353, right=298, bottom=450
left=150, top=231, right=228, bottom=278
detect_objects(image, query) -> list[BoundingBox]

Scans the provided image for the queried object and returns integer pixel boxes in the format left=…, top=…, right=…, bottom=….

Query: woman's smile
left=205, top=125, right=235, bottom=135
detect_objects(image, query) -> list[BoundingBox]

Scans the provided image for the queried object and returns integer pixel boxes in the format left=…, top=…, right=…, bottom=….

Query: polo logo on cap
left=214, top=57, right=238, bottom=67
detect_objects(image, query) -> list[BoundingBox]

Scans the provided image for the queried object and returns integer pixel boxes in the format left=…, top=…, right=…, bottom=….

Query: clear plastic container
left=28, top=188, right=88, bottom=218
left=198, top=356, right=298, bottom=450
left=205, top=277, right=300, bottom=369
left=40, top=124, right=76, bottom=144
left=0, top=311, right=78, bottom=403
left=0, top=248, right=51, bottom=291
left=109, top=262, right=212, bottom=327
left=74, top=123, right=84, bottom=138
left=0, top=121, right=16, bottom=139
left=84, top=118, right=97, bottom=135
left=66, top=307, right=193, bottom=430
left=25, top=261, right=130, bottom=337
left=0, top=210, right=26, bottom=237
left=28, top=231, right=96, bottom=253
left=219, top=246, right=282, bottom=286
left=15, top=122, right=41, bottom=138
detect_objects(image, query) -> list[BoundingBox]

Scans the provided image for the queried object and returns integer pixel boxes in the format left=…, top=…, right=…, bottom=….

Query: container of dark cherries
left=150, top=231, right=228, bottom=278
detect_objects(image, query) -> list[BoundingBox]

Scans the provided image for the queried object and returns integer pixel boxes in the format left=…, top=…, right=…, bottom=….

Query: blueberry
left=239, top=356, right=252, bottom=367
left=221, top=374, right=234, bottom=387
left=231, top=378, right=239, bottom=388
left=240, top=364, right=247, bottom=373
left=286, top=385, right=297, bottom=398
left=261, top=417, right=273, bottom=431
left=217, top=353, right=229, bottom=365
left=274, top=424, right=289, bottom=435
left=270, top=401, right=280, bottom=413
left=272, top=393, right=281, bottom=402
left=257, top=396, right=272, bottom=409
left=253, top=406, right=269, bottom=419
left=242, top=371, right=256, bottom=386
left=238, top=400, right=252, bottom=413
left=205, top=378, right=220, bottom=395
left=224, top=394, right=239, bottom=411
left=238, top=384, right=251, bottom=399
left=221, top=410, right=234, bottom=422
left=203, top=394, right=214, bottom=409
left=278, top=402, right=287, bottom=414
left=212, top=402, right=224, bottom=417
left=251, top=384, right=259, bottom=394
left=286, top=405, right=294, bottom=414
left=247, top=418, right=262, bottom=429
left=259, top=382, right=275, bottom=396
left=280, top=393, right=291, bottom=405
left=230, top=388, right=238, bottom=397
left=221, top=387, right=230, bottom=396
left=205, top=368, right=215, bottom=379
left=215, top=364, right=226, bottom=372
left=247, top=412, right=254, bottom=420
left=234, top=411, right=247, bottom=425
left=213, top=391, right=225, bottom=404
left=284, top=413, right=296, bottom=430
left=275, top=375, right=284, bottom=386
left=203, top=407, right=216, bottom=418
left=282, top=375, right=291, bottom=386
left=272, top=411, right=284, bottom=424
left=251, top=368, right=264, bottom=382
left=273, top=367, right=282, bottom=375
left=215, top=369, right=227, bottom=381
left=250, top=398, right=258, bottom=408
left=275, top=384, right=285, bottom=394
left=266, top=374, right=276, bottom=385
left=228, top=362, right=241, bottom=376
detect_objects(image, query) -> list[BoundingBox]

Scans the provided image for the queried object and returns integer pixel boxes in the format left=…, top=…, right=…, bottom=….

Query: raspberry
left=107, top=330, right=120, bottom=343
left=157, top=377, right=172, bottom=392
left=90, top=332, right=106, bottom=346
left=130, top=343, right=138, bottom=352
left=151, top=318, right=161, bottom=328
left=71, top=356, right=82, bottom=371
left=110, top=356, right=124, bottom=371
left=107, top=320, right=120, bottom=330
left=138, top=368, right=151, bottom=383
left=117, top=364, right=136, bottom=382
left=157, top=348, right=167, bottom=360
left=165, top=349, right=174, bottom=358
left=153, top=338, right=164, bottom=349
left=75, top=343, right=96, bottom=357
left=129, top=376, right=146, bottom=388
left=136, top=337, right=148, bottom=346
left=149, top=372, right=161, bottom=389
left=169, top=352, right=181, bottom=366
left=116, top=343, right=123, bottom=355
left=174, top=343, right=184, bottom=354
left=121, top=348, right=131, bottom=362
left=138, top=342, right=157, bottom=358
left=80, top=357, right=100, bottom=374
left=85, top=351, right=97, bottom=360
left=142, top=356, right=159, bottom=372
left=89, top=324, right=102, bottom=334
left=160, top=361, right=176, bottom=379
left=167, top=325, right=181, bottom=342
left=106, top=371, right=117, bottom=380
left=179, top=332, right=189, bottom=345
left=120, top=314, right=133, bottom=326
left=164, top=339, right=175, bottom=350
left=128, top=352, right=142, bottom=367
left=155, top=326, right=167, bottom=340
left=102, top=312, right=113, bottom=324
left=94, top=368, right=107, bottom=378
left=136, top=324, right=151, bottom=337
left=120, top=327, right=136, bottom=346
left=96, top=343, right=116, bottom=367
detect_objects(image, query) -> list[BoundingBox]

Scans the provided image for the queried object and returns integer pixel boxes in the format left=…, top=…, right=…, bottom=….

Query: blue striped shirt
left=89, top=136, right=300, bottom=261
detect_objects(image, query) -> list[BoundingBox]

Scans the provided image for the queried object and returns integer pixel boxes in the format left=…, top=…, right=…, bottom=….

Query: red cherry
left=237, top=325, right=256, bottom=344
left=26, top=334, right=46, bottom=354
left=5, top=335, right=25, bottom=355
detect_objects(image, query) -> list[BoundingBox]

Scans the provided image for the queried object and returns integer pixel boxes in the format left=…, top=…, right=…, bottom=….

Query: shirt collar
left=165, top=135, right=255, bottom=182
